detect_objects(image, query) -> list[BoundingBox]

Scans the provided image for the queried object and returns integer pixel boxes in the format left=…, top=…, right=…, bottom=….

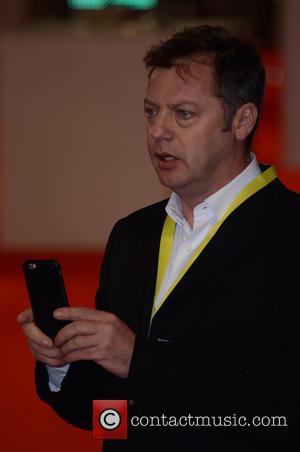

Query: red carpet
left=0, top=251, right=104, bottom=451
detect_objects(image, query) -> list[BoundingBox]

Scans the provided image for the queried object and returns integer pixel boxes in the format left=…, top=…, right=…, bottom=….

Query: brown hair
left=144, top=25, right=265, bottom=148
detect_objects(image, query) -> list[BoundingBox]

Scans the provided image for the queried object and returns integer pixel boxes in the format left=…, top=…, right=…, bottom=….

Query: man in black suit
left=18, top=26, right=300, bottom=451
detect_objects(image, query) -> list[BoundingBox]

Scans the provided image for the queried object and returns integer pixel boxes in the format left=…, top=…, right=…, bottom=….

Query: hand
left=54, top=307, right=135, bottom=379
left=17, top=308, right=66, bottom=367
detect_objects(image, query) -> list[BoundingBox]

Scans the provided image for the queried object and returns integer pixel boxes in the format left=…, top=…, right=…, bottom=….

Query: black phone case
left=23, top=259, right=70, bottom=339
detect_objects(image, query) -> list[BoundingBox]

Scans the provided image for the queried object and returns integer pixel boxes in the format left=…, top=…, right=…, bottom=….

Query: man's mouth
left=156, top=153, right=178, bottom=161
left=162, top=156, right=175, bottom=161
left=155, top=152, right=179, bottom=170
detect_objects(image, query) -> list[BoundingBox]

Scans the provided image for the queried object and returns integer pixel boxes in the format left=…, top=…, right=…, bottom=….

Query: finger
left=22, top=321, right=53, bottom=348
left=63, top=347, right=96, bottom=364
left=28, top=343, right=66, bottom=367
left=60, top=334, right=100, bottom=356
left=17, top=308, right=33, bottom=324
left=54, top=307, right=111, bottom=322
left=55, top=320, right=99, bottom=347
left=29, top=340, right=63, bottom=359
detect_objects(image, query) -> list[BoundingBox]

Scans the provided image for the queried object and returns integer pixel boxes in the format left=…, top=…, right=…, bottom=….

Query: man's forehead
left=146, top=64, right=214, bottom=99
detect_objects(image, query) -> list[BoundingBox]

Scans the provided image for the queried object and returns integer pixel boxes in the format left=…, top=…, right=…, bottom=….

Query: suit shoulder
left=277, top=183, right=300, bottom=213
left=121, top=199, right=168, bottom=223
left=112, top=199, right=168, bottom=236
left=275, top=183, right=300, bottom=241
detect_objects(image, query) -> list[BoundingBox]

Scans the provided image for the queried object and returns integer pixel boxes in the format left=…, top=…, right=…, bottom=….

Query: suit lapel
left=150, top=178, right=281, bottom=319
left=133, top=204, right=167, bottom=336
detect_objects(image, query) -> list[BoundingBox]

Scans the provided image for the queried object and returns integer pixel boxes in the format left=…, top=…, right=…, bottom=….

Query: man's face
left=144, top=64, right=237, bottom=202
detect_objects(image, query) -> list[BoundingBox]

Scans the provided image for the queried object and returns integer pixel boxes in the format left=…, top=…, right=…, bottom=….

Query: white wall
left=0, top=31, right=169, bottom=249
left=3, top=21, right=299, bottom=250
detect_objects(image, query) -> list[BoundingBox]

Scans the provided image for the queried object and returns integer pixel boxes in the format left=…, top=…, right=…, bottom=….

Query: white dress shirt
left=47, top=153, right=261, bottom=392
left=154, top=153, right=261, bottom=311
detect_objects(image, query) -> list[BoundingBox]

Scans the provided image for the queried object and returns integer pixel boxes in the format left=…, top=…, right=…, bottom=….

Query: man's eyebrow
left=144, top=98, right=157, bottom=106
left=169, top=101, right=199, bottom=108
left=144, top=98, right=199, bottom=108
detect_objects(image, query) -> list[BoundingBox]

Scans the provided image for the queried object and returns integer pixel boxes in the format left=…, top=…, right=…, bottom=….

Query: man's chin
left=157, top=175, right=186, bottom=194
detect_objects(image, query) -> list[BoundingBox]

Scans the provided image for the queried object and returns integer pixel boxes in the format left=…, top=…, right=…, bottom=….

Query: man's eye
left=177, top=109, right=195, bottom=120
left=144, top=107, right=157, bottom=119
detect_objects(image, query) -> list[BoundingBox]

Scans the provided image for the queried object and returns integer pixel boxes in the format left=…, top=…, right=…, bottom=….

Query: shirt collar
left=166, top=152, right=261, bottom=225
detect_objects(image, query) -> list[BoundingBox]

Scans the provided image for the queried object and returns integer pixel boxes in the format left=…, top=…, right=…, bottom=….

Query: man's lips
left=155, top=152, right=179, bottom=169
left=155, top=152, right=179, bottom=161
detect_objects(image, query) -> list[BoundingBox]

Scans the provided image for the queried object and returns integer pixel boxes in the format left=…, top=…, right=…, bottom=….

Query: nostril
left=150, top=125, right=173, bottom=141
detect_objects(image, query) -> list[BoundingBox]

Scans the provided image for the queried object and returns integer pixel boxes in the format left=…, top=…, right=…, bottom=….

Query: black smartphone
left=23, top=259, right=70, bottom=339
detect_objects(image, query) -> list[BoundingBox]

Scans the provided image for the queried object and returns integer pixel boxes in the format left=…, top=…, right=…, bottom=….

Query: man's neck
left=179, top=153, right=252, bottom=229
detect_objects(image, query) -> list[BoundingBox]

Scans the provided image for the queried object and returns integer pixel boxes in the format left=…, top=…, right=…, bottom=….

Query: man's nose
left=149, top=112, right=173, bottom=141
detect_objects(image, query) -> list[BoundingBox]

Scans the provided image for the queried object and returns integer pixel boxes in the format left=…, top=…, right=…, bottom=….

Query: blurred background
left=0, top=0, right=299, bottom=450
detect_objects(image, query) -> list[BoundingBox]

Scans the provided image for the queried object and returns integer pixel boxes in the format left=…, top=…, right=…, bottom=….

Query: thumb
left=17, top=308, right=33, bottom=325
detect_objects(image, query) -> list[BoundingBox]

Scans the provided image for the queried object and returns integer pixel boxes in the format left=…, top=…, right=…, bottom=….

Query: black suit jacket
left=35, top=177, right=300, bottom=451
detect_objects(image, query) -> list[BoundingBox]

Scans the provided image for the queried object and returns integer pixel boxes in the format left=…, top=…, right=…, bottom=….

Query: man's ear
left=232, top=103, right=258, bottom=142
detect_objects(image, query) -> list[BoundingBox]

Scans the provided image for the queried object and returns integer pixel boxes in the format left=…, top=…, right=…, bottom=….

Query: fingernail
left=42, top=340, right=51, bottom=347
left=54, top=310, right=63, bottom=318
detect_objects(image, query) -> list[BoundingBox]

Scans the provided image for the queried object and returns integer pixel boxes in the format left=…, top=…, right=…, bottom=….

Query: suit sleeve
left=34, top=220, right=124, bottom=431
